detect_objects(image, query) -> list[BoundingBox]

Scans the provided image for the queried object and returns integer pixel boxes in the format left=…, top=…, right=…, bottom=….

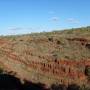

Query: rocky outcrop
left=86, top=44, right=90, bottom=49
left=67, top=38, right=90, bottom=45
left=1, top=47, right=89, bottom=86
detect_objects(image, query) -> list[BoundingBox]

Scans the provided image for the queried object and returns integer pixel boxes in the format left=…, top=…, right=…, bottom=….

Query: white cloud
left=50, top=17, right=59, bottom=22
left=67, top=18, right=80, bottom=24
left=8, top=27, right=23, bottom=31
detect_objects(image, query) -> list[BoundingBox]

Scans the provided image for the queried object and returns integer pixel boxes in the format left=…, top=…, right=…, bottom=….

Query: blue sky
left=0, top=0, right=90, bottom=35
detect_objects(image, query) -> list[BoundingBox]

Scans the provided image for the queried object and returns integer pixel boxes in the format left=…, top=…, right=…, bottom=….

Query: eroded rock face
left=0, top=29, right=90, bottom=88
left=23, top=59, right=89, bottom=86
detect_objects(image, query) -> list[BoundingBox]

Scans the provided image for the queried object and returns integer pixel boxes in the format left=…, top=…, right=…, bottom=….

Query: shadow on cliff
left=50, top=83, right=80, bottom=90
left=0, top=73, right=49, bottom=90
left=0, top=74, right=22, bottom=90
left=0, top=73, right=87, bottom=90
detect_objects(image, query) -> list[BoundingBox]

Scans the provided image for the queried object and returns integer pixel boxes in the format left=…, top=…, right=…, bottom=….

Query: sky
left=0, top=0, right=90, bottom=35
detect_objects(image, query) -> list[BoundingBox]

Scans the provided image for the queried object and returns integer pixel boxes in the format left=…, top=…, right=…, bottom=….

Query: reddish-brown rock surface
left=0, top=28, right=90, bottom=87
